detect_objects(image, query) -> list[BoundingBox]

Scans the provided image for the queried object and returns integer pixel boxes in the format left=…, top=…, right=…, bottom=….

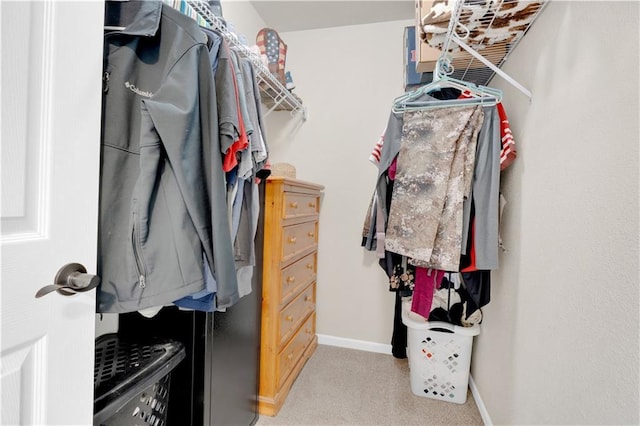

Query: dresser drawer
left=281, top=221, right=318, bottom=264
left=276, top=313, right=315, bottom=389
left=283, top=192, right=319, bottom=219
left=278, top=283, right=315, bottom=347
left=280, top=252, right=316, bottom=306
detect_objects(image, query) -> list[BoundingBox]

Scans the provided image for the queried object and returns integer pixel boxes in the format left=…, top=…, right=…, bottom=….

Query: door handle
left=35, top=263, right=100, bottom=298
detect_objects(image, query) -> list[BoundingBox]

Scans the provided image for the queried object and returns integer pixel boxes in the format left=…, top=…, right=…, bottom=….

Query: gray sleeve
left=461, top=106, right=497, bottom=253
left=229, top=49, right=253, bottom=137
left=215, top=41, right=240, bottom=155
left=250, top=64, right=268, bottom=145
left=470, top=105, right=501, bottom=269
left=375, top=110, right=404, bottom=229
left=229, top=50, right=253, bottom=178
left=377, top=111, right=403, bottom=177
left=240, top=59, right=263, bottom=155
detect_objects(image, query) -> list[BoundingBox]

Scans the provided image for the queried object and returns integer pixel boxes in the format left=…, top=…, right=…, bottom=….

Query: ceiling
left=248, top=1, right=415, bottom=32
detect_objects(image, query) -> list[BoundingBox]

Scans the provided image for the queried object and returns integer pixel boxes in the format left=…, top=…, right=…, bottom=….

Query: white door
left=1, top=1, right=104, bottom=424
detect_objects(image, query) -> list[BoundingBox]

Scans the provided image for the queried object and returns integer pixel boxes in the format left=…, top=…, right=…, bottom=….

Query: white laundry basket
left=401, top=301, right=480, bottom=404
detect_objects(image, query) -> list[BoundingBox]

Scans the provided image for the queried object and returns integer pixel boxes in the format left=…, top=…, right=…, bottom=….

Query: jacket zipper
left=131, top=210, right=147, bottom=300
left=103, top=33, right=147, bottom=298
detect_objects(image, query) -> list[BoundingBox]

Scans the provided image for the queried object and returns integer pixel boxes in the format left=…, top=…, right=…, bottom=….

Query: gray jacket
left=98, top=1, right=237, bottom=313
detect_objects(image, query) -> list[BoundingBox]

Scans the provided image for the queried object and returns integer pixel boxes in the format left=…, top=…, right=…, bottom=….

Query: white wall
left=220, top=0, right=267, bottom=43
left=471, top=2, right=639, bottom=424
left=267, top=20, right=414, bottom=346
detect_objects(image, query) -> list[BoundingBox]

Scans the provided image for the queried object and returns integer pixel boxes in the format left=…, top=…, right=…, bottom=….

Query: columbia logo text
left=124, top=81, right=153, bottom=98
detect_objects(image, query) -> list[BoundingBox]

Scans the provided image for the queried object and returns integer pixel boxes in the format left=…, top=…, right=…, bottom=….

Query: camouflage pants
left=385, top=105, right=484, bottom=271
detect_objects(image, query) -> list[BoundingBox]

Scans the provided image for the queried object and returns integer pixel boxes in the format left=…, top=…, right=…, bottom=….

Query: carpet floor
left=255, top=344, right=483, bottom=426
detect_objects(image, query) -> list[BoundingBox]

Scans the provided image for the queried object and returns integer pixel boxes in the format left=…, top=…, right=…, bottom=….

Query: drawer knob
left=290, top=202, right=298, bottom=208
left=305, top=295, right=312, bottom=302
left=307, top=231, right=315, bottom=238
left=309, top=202, right=316, bottom=208
left=306, top=263, right=314, bottom=270
left=286, top=276, right=296, bottom=283
left=287, top=353, right=294, bottom=360
left=288, top=236, right=297, bottom=244
left=285, top=315, right=293, bottom=321
left=306, top=329, right=313, bottom=335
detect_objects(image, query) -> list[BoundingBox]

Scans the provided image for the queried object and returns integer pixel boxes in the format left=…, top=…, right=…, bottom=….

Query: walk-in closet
left=1, top=1, right=638, bottom=425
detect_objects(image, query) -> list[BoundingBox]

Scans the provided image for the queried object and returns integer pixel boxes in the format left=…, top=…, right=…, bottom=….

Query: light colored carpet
left=256, top=344, right=483, bottom=426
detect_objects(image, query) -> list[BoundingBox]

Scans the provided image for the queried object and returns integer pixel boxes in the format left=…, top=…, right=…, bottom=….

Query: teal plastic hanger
left=392, top=56, right=502, bottom=113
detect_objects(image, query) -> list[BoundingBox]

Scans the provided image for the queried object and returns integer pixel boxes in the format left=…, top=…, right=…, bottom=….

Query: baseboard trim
left=469, top=375, right=493, bottom=425
left=317, top=334, right=392, bottom=354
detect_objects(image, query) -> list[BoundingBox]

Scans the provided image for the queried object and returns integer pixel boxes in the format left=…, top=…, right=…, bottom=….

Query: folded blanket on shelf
left=421, top=0, right=545, bottom=52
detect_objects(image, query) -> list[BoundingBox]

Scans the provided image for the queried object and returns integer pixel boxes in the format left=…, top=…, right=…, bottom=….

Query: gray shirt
left=215, top=40, right=241, bottom=157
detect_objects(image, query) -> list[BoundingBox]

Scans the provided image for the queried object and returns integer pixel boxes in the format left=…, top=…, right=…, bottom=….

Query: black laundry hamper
left=93, top=334, right=186, bottom=426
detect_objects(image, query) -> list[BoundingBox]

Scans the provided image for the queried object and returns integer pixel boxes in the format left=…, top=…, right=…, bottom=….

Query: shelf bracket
left=450, top=34, right=532, bottom=100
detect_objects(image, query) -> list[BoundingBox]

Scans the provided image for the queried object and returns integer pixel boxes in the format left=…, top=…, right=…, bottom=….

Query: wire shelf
left=423, top=0, right=548, bottom=94
left=167, top=0, right=307, bottom=119
left=187, top=0, right=307, bottom=119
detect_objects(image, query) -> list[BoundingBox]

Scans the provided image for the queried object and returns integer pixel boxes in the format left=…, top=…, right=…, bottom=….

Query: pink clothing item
left=411, top=268, right=445, bottom=319
left=388, top=157, right=398, bottom=180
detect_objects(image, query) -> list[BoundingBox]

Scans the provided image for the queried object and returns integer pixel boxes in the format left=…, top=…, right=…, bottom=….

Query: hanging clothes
left=361, top=93, right=438, bottom=254
left=362, top=85, right=514, bottom=339
left=461, top=105, right=501, bottom=270
left=174, top=31, right=270, bottom=312
left=385, top=105, right=484, bottom=271
left=173, top=27, right=231, bottom=312
left=98, top=1, right=237, bottom=313
left=458, top=90, right=517, bottom=172
left=391, top=292, right=408, bottom=358
left=428, top=273, right=483, bottom=327
left=241, top=57, right=269, bottom=173
left=99, top=1, right=269, bottom=315
left=216, top=40, right=249, bottom=173
left=411, top=268, right=445, bottom=318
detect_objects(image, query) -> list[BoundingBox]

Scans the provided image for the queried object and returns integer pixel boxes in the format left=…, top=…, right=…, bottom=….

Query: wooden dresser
left=258, top=177, right=323, bottom=416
